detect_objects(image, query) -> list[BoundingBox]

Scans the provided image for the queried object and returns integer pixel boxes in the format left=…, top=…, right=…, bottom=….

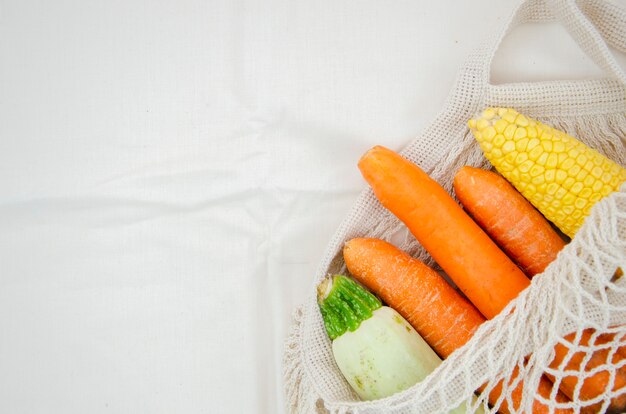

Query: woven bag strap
left=549, top=0, right=626, bottom=84
left=471, top=0, right=626, bottom=86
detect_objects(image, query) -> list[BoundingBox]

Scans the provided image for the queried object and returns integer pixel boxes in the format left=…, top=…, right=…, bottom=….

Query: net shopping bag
left=283, top=0, right=626, bottom=412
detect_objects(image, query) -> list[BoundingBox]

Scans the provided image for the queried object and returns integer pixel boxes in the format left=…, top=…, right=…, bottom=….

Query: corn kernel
left=529, top=146, right=543, bottom=161
left=555, top=170, right=567, bottom=184
left=482, top=126, right=497, bottom=141
left=590, top=193, right=602, bottom=203
left=601, top=172, right=612, bottom=184
left=547, top=182, right=559, bottom=195
left=610, top=176, right=621, bottom=187
left=503, top=111, right=517, bottom=123
left=515, top=114, right=529, bottom=126
left=515, top=152, right=528, bottom=164
left=572, top=209, right=583, bottom=219
left=497, top=108, right=507, bottom=117
left=541, top=141, right=553, bottom=152
left=545, top=169, right=556, bottom=182
left=492, top=148, right=503, bottom=159
left=553, top=141, right=565, bottom=153
left=514, top=128, right=527, bottom=140
left=532, top=175, right=545, bottom=185
left=546, top=153, right=558, bottom=169
left=579, top=188, right=592, bottom=198
left=516, top=139, right=529, bottom=152
left=504, top=124, right=517, bottom=140
left=536, top=153, right=549, bottom=166
left=569, top=164, right=581, bottom=177
left=540, top=191, right=552, bottom=202
left=561, top=158, right=575, bottom=170
left=562, top=193, right=576, bottom=205
left=571, top=182, right=583, bottom=195
left=518, top=160, right=533, bottom=173
left=527, top=126, right=537, bottom=138
left=555, top=187, right=567, bottom=199
left=502, top=141, right=516, bottom=154
left=562, top=177, right=575, bottom=190
left=575, top=169, right=588, bottom=181
left=494, top=119, right=508, bottom=134
left=493, top=134, right=506, bottom=147
left=554, top=210, right=566, bottom=222
left=583, top=175, right=595, bottom=188
left=537, top=127, right=546, bottom=138
left=574, top=198, right=587, bottom=210
left=538, top=183, right=548, bottom=193
left=527, top=139, right=541, bottom=151
left=477, top=118, right=490, bottom=130
left=530, top=165, right=544, bottom=177
left=592, top=180, right=603, bottom=192
left=504, top=152, right=517, bottom=164
left=593, top=155, right=603, bottom=166
left=499, top=161, right=514, bottom=172
left=583, top=160, right=594, bottom=172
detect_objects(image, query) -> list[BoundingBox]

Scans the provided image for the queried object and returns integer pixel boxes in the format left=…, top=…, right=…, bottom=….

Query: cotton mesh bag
left=283, top=0, right=626, bottom=412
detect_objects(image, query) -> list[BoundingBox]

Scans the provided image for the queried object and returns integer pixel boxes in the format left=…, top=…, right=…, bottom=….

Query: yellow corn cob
left=468, top=107, right=626, bottom=238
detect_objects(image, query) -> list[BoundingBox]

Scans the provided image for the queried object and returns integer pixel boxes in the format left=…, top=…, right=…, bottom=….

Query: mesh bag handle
left=470, top=0, right=626, bottom=87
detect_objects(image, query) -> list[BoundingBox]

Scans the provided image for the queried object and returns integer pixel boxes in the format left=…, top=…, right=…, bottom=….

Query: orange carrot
left=453, top=166, right=566, bottom=277
left=344, top=237, right=571, bottom=414
left=343, top=237, right=484, bottom=358
left=550, top=330, right=626, bottom=412
left=357, top=146, right=530, bottom=319
left=453, top=166, right=626, bottom=409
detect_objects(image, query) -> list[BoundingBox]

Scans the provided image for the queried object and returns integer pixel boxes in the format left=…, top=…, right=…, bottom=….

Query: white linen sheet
left=0, top=0, right=623, bottom=413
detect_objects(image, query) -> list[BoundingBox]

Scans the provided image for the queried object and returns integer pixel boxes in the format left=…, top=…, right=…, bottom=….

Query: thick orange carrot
left=343, top=237, right=571, bottom=414
left=453, top=166, right=566, bottom=277
left=453, top=166, right=626, bottom=409
left=357, top=146, right=530, bottom=319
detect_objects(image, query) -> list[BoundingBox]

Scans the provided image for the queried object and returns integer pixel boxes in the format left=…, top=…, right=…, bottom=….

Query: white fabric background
left=0, top=1, right=624, bottom=413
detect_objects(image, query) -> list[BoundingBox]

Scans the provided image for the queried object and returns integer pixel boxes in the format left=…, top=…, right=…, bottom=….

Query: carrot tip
left=358, top=145, right=390, bottom=165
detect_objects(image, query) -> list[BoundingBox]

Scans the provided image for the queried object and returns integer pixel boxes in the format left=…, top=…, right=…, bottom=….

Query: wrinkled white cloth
left=0, top=1, right=624, bottom=413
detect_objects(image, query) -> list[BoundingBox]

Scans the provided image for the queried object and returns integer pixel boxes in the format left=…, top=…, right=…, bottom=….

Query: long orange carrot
left=344, top=237, right=571, bottom=414
left=357, top=146, right=530, bottom=319
left=453, top=166, right=626, bottom=410
left=453, top=166, right=566, bottom=277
